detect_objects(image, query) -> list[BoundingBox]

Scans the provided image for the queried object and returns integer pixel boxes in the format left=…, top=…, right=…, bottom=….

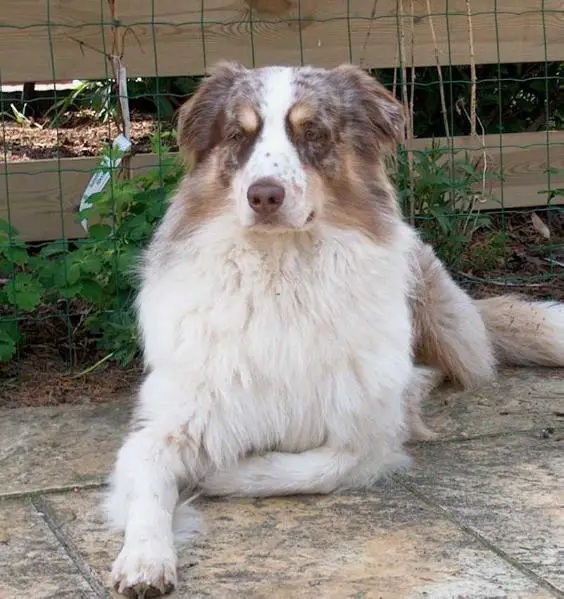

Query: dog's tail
left=475, top=295, right=564, bottom=367
left=411, top=243, right=564, bottom=390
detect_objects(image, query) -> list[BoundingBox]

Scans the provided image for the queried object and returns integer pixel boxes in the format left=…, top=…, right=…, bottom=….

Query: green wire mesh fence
left=0, top=0, right=563, bottom=382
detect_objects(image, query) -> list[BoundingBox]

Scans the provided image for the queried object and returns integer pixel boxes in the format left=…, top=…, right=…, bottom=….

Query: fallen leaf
left=531, top=213, right=551, bottom=239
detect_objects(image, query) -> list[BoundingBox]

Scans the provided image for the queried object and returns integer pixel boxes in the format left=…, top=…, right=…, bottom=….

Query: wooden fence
left=1, top=0, right=563, bottom=241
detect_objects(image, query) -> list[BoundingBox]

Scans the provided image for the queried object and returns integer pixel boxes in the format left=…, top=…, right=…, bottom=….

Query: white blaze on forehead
left=250, top=67, right=304, bottom=184
left=247, top=68, right=306, bottom=187
left=259, top=66, right=296, bottom=134
left=232, top=67, right=312, bottom=228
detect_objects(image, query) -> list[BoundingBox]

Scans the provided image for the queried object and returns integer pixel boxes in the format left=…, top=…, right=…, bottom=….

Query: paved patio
left=1, top=368, right=562, bottom=599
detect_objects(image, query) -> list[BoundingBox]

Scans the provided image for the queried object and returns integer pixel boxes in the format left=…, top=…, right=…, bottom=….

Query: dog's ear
left=177, top=61, right=247, bottom=165
left=330, top=64, right=405, bottom=153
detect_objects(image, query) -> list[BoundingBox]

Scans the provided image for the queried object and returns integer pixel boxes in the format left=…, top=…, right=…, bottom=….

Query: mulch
left=3, top=110, right=172, bottom=161
left=0, top=350, right=142, bottom=409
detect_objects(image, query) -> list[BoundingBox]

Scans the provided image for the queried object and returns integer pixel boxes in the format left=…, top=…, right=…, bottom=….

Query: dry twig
left=397, top=0, right=416, bottom=223
left=425, top=0, right=450, bottom=138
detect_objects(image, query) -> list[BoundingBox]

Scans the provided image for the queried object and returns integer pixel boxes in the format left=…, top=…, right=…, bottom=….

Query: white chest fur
left=137, top=217, right=415, bottom=460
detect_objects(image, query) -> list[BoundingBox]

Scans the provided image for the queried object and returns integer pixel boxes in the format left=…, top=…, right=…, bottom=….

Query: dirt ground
left=3, top=111, right=171, bottom=161
left=1, top=111, right=562, bottom=408
left=0, top=351, right=142, bottom=409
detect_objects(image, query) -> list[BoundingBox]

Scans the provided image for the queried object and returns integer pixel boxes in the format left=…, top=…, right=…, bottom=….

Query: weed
left=391, top=142, right=500, bottom=268
left=539, top=168, right=564, bottom=207
left=45, top=76, right=202, bottom=127
left=470, top=231, right=510, bottom=272
left=0, top=132, right=184, bottom=365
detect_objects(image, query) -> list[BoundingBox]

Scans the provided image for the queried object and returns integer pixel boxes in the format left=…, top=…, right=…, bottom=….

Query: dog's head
left=177, top=62, right=404, bottom=237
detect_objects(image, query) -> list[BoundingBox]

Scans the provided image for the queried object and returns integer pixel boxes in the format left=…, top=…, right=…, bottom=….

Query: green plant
left=46, top=80, right=118, bottom=126
left=373, top=61, right=564, bottom=137
left=0, top=133, right=185, bottom=366
left=45, top=76, right=203, bottom=127
left=127, top=76, right=202, bottom=120
left=470, top=231, right=510, bottom=272
left=539, top=168, right=564, bottom=207
left=0, top=221, right=45, bottom=360
left=0, top=103, right=43, bottom=129
left=391, top=142, right=500, bottom=268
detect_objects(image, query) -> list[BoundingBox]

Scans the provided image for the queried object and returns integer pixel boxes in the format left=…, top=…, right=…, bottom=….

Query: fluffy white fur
left=106, top=214, right=419, bottom=593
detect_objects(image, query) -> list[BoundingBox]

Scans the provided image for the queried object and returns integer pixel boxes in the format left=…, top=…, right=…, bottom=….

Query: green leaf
left=67, top=262, right=82, bottom=286
left=428, top=205, right=453, bottom=235
left=5, top=273, right=44, bottom=311
left=87, top=223, right=112, bottom=240
left=79, top=279, right=105, bottom=304
left=52, top=259, right=81, bottom=289
left=80, top=254, right=103, bottom=275
left=58, top=284, right=83, bottom=300
left=40, top=240, right=69, bottom=257
left=0, top=328, right=17, bottom=361
left=4, top=246, right=29, bottom=266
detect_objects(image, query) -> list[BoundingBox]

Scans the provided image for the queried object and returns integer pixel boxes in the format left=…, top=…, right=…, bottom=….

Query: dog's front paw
left=111, top=539, right=177, bottom=597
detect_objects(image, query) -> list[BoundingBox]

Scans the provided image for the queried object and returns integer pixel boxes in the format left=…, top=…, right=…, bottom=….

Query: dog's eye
left=303, top=124, right=324, bottom=142
left=229, top=130, right=245, bottom=143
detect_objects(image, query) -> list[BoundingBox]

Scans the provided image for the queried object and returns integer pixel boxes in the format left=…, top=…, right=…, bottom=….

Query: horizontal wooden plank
left=0, top=154, right=170, bottom=242
left=2, top=0, right=563, bottom=82
left=1, top=131, right=562, bottom=242
left=409, top=131, right=564, bottom=211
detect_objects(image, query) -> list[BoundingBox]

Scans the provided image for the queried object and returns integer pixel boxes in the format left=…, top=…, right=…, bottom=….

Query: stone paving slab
left=40, top=484, right=554, bottom=599
left=405, top=433, right=564, bottom=594
left=0, top=402, right=131, bottom=496
left=422, top=367, right=564, bottom=441
left=0, top=499, right=96, bottom=599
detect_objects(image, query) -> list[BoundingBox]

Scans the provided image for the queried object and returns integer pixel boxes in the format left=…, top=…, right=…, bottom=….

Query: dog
left=105, top=62, right=564, bottom=597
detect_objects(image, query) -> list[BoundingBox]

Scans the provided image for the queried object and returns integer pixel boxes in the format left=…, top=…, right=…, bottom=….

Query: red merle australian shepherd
left=105, top=62, right=564, bottom=597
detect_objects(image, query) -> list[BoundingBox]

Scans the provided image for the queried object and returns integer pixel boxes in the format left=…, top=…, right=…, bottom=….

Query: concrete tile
left=0, top=499, right=96, bottom=598
left=406, top=433, right=564, bottom=593
left=44, top=485, right=552, bottom=598
left=0, top=402, right=131, bottom=496
left=422, top=368, right=564, bottom=440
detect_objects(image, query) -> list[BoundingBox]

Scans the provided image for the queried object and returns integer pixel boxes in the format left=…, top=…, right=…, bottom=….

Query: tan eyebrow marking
left=238, top=105, right=261, bottom=133
left=288, top=102, right=315, bottom=128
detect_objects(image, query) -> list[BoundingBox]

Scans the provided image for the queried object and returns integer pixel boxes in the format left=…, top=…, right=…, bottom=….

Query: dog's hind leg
left=198, top=423, right=412, bottom=498
left=411, top=242, right=497, bottom=388
left=198, top=446, right=363, bottom=497
left=404, top=366, right=444, bottom=442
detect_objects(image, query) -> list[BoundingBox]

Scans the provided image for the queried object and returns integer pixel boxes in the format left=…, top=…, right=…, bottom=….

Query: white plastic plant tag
left=79, top=134, right=132, bottom=232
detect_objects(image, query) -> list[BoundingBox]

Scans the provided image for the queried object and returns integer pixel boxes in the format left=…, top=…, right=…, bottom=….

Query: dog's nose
left=247, top=179, right=285, bottom=214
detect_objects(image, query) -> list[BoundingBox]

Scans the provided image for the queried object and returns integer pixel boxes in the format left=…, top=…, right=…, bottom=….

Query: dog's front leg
left=105, top=370, right=207, bottom=597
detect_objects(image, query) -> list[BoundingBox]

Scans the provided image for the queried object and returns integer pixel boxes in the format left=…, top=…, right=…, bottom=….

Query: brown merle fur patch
left=176, top=62, right=265, bottom=189
left=168, top=153, right=232, bottom=240
left=286, top=65, right=405, bottom=244
left=319, top=151, right=401, bottom=244
left=176, top=61, right=259, bottom=166
left=329, top=64, right=405, bottom=153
